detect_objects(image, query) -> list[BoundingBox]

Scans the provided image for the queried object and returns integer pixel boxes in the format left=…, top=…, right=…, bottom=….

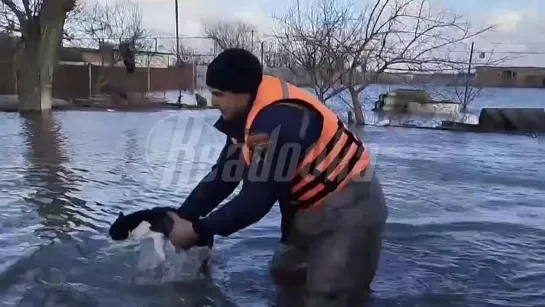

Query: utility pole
left=463, top=42, right=475, bottom=108
left=175, top=0, right=182, bottom=103
left=175, top=0, right=180, bottom=65
left=251, top=30, right=254, bottom=52
left=297, top=0, right=301, bottom=24
left=261, top=41, right=265, bottom=66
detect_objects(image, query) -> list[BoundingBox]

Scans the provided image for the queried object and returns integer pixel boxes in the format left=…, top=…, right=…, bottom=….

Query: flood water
left=0, top=106, right=544, bottom=306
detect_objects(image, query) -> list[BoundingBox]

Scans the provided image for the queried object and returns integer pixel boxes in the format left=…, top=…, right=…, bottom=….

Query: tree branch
left=70, top=0, right=152, bottom=65
left=21, top=0, right=32, bottom=19
left=203, top=20, right=257, bottom=53
left=1, top=0, right=26, bottom=24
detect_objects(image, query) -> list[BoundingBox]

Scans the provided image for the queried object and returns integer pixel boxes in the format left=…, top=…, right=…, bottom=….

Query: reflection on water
left=20, top=112, right=86, bottom=241
left=1, top=111, right=237, bottom=307
left=0, top=109, right=544, bottom=306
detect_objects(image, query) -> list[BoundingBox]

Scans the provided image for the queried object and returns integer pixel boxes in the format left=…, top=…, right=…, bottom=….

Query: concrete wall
left=478, top=108, right=545, bottom=132
left=0, top=62, right=16, bottom=96
left=475, top=68, right=545, bottom=88
left=195, top=65, right=207, bottom=89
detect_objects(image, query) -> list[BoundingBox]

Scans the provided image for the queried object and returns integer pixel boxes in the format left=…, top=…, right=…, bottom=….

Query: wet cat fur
left=109, top=206, right=213, bottom=248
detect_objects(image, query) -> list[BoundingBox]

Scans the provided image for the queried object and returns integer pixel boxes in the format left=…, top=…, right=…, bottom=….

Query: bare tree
left=169, top=43, right=196, bottom=66
left=273, top=0, right=354, bottom=104
left=261, top=40, right=292, bottom=68
left=204, top=20, right=257, bottom=53
left=344, top=0, right=497, bottom=125
left=72, top=0, right=151, bottom=66
left=420, top=49, right=509, bottom=116
left=275, top=0, right=495, bottom=125
left=0, top=0, right=77, bottom=112
left=427, top=82, right=486, bottom=112
left=418, top=76, right=489, bottom=121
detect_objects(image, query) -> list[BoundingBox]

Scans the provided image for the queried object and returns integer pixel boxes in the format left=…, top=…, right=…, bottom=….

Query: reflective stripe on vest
left=242, top=75, right=370, bottom=209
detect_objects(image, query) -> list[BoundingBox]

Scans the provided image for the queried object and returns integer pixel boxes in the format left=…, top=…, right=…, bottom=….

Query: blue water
left=0, top=90, right=544, bottom=306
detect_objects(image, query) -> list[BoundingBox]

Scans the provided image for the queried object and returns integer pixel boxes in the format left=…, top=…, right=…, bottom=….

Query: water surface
left=0, top=107, right=544, bottom=306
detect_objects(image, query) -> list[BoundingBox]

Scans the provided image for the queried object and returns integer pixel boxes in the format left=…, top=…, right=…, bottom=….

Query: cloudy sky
left=84, top=0, right=545, bottom=66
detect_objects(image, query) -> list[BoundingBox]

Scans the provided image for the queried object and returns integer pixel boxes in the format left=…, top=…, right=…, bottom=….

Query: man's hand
left=166, top=211, right=200, bottom=252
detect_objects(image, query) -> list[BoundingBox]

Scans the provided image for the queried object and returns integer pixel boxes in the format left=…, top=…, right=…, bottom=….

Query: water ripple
left=0, top=110, right=544, bottom=306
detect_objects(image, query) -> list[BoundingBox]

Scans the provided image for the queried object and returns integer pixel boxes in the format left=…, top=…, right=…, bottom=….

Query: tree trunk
left=16, top=1, right=69, bottom=113
left=349, top=88, right=365, bottom=125
left=17, top=44, right=45, bottom=111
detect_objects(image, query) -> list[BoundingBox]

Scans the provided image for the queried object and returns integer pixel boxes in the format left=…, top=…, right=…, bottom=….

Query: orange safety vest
left=241, top=75, right=370, bottom=210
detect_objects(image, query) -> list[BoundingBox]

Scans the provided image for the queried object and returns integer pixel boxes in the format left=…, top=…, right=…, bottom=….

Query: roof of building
left=475, top=66, right=545, bottom=72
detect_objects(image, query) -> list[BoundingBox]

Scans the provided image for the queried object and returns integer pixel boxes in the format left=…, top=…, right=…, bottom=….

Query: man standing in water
left=127, top=48, right=387, bottom=306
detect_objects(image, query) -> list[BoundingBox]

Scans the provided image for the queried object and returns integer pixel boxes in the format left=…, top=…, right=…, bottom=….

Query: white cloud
left=483, top=9, right=536, bottom=35
left=131, top=0, right=273, bottom=36
left=79, top=0, right=545, bottom=66
left=75, top=0, right=274, bottom=55
left=474, top=9, right=545, bottom=66
left=485, top=10, right=525, bottom=33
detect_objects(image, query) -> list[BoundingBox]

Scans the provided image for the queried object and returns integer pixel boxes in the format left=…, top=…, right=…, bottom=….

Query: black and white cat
left=108, top=206, right=213, bottom=248
left=108, top=207, right=213, bottom=277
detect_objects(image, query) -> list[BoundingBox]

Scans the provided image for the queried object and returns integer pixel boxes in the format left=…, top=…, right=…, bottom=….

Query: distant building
left=407, top=72, right=465, bottom=86
left=474, top=66, right=545, bottom=88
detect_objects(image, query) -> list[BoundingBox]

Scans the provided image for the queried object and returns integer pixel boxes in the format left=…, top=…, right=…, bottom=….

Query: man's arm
left=191, top=103, right=322, bottom=238
left=176, top=137, right=244, bottom=221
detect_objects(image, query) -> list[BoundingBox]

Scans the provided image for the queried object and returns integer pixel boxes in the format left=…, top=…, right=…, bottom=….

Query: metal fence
left=3, top=35, right=545, bottom=100
left=0, top=61, right=194, bottom=100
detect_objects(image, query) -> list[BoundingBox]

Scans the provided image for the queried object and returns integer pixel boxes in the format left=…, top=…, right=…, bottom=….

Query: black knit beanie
left=206, top=48, right=263, bottom=95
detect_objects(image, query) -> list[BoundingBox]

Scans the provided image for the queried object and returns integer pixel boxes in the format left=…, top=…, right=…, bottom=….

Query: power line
left=65, top=35, right=545, bottom=47
left=67, top=36, right=211, bottom=40
left=481, top=41, right=545, bottom=46
left=438, top=50, right=545, bottom=55
left=63, top=36, right=545, bottom=56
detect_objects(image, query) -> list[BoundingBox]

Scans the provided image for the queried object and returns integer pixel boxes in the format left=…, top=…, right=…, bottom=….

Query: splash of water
left=131, top=222, right=212, bottom=284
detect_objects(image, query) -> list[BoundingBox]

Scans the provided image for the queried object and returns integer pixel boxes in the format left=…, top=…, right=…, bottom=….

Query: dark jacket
left=177, top=100, right=323, bottom=242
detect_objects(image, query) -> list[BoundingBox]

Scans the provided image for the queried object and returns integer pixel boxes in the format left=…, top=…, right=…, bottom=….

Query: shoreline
left=368, top=122, right=542, bottom=137
left=0, top=102, right=217, bottom=113
left=0, top=93, right=217, bottom=113
left=1, top=103, right=542, bottom=137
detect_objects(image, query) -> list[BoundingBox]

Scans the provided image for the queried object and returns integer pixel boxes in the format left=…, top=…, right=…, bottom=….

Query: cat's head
left=109, top=212, right=130, bottom=240
left=109, top=210, right=153, bottom=240
left=109, top=212, right=133, bottom=241
left=108, top=208, right=214, bottom=249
